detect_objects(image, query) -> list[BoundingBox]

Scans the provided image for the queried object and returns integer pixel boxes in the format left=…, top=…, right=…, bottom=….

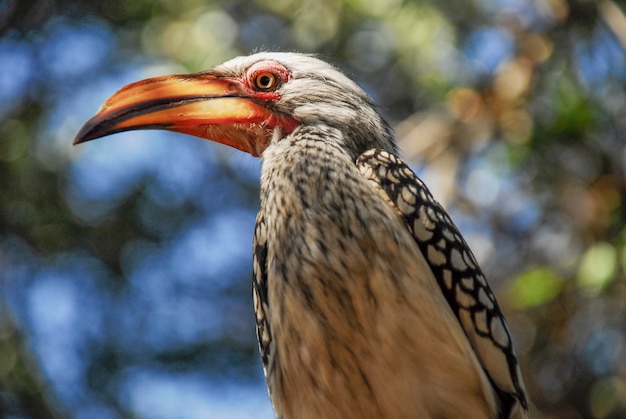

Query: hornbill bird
left=75, top=52, right=530, bottom=418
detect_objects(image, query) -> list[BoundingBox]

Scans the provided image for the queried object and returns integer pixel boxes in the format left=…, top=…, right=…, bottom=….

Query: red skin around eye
left=244, top=61, right=291, bottom=102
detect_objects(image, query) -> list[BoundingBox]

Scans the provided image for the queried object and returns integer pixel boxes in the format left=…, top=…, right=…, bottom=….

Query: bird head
left=74, top=52, right=395, bottom=157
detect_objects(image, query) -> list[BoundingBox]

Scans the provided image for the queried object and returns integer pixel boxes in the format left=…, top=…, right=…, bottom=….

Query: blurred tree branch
left=0, top=304, right=60, bottom=418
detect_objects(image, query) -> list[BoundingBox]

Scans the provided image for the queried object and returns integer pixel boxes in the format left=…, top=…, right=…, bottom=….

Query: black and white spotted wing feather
left=356, top=149, right=529, bottom=418
left=253, top=208, right=272, bottom=376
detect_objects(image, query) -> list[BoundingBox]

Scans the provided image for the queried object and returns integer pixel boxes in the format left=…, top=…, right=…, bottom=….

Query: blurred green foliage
left=1, top=0, right=626, bottom=417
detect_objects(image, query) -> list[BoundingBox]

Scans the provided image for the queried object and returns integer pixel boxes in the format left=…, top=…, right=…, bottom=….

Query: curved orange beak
left=74, top=73, right=294, bottom=157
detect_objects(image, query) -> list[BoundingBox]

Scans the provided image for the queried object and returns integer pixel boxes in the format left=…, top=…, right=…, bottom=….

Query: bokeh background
left=1, top=0, right=626, bottom=417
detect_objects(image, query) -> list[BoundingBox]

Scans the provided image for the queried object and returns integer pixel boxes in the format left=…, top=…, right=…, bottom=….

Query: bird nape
left=75, top=52, right=530, bottom=419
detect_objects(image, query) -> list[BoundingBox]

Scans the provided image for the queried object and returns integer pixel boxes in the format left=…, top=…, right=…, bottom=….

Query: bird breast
left=257, top=126, right=498, bottom=419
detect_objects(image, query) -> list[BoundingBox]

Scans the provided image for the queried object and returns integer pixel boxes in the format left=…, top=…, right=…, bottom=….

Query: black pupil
left=259, top=75, right=272, bottom=88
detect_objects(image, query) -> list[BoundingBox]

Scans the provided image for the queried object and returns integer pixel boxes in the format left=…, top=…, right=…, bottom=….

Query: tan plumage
left=75, top=52, right=530, bottom=418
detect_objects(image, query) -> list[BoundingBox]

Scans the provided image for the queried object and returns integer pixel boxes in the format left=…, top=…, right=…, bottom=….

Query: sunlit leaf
left=508, top=266, right=563, bottom=309
left=588, top=376, right=624, bottom=419
left=577, top=242, right=618, bottom=292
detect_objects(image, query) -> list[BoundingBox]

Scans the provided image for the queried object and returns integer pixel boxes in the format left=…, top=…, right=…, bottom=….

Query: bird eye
left=254, top=72, right=277, bottom=90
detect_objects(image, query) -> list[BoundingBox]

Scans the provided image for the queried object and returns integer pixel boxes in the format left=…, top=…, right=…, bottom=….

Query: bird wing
left=253, top=208, right=272, bottom=377
left=356, top=149, right=529, bottom=418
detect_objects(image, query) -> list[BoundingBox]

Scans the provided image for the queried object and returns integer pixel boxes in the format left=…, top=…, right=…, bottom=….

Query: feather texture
left=252, top=125, right=528, bottom=418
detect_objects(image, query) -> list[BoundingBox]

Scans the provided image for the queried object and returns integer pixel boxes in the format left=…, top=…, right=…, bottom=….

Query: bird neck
left=266, top=120, right=396, bottom=163
left=260, top=125, right=354, bottom=208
